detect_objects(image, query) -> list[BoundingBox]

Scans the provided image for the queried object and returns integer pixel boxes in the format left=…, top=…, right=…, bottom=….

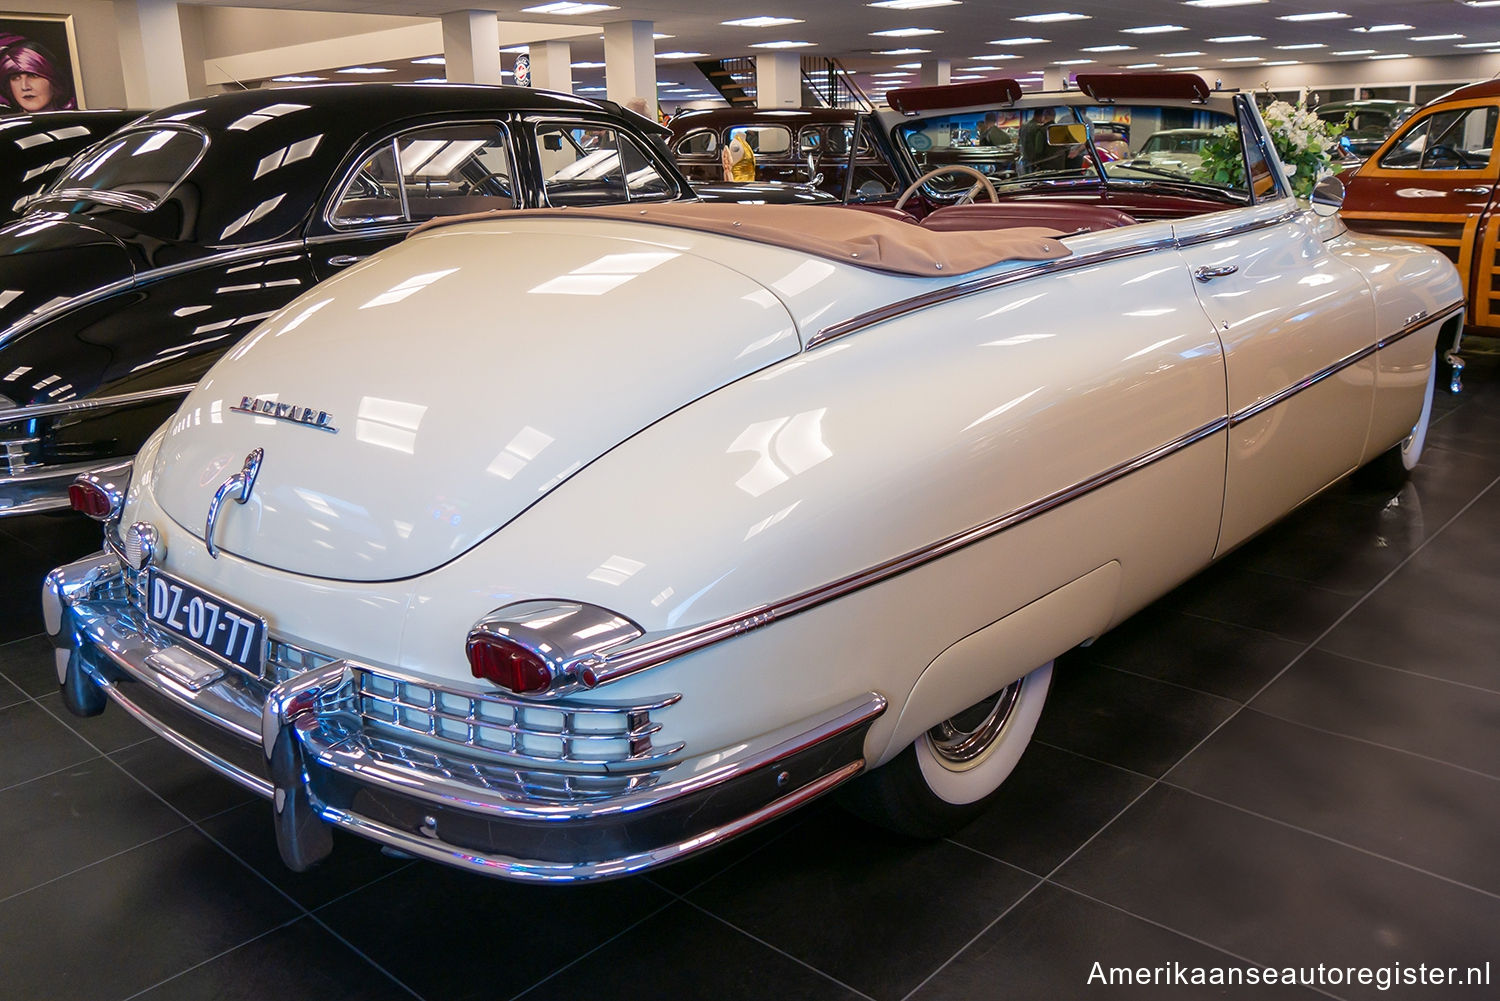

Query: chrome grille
left=354, top=668, right=684, bottom=774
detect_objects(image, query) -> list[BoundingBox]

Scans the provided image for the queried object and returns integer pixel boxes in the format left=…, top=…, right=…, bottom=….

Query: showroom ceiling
left=222, top=0, right=1500, bottom=99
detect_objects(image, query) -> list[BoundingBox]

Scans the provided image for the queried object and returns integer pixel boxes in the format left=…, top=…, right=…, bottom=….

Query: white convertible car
left=45, top=76, right=1464, bottom=882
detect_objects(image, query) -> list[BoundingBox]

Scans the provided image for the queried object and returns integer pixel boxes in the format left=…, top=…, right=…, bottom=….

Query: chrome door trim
left=0, top=240, right=307, bottom=351
left=1173, top=206, right=1301, bottom=248
left=1227, top=301, right=1464, bottom=428
left=2, top=383, right=197, bottom=423
left=580, top=415, right=1229, bottom=688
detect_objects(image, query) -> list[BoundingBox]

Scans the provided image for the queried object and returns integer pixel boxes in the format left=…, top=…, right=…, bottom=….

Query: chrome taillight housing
left=68, top=471, right=128, bottom=522
left=465, top=600, right=644, bottom=696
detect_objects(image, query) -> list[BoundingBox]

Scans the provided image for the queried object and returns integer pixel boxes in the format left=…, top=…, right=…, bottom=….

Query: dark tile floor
left=2, top=344, right=1497, bottom=1001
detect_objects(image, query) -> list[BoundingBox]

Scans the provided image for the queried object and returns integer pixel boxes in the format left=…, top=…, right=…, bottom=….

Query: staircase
left=693, top=57, right=756, bottom=106
left=801, top=57, right=875, bottom=112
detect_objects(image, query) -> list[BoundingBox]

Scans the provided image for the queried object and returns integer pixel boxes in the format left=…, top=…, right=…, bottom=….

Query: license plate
left=144, top=568, right=266, bottom=677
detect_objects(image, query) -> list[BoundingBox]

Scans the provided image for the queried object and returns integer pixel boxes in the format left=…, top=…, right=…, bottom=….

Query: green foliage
left=1193, top=100, right=1346, bottom=199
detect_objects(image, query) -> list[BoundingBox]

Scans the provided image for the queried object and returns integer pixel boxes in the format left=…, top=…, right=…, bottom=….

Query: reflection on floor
left=2, top=344, right=1497, bottom=1001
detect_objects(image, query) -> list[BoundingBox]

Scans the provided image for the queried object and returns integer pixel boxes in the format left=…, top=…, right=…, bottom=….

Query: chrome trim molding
left=0, top=384, right=196, bottom=423
left=1172, top=207, right=1301, bottom=249
left=579, top=415, right=1229, bottom=688
left=1229, top=301, right=1465, bottom=428
left=468, top=599, right=644, bottom=696
left=0, top=241, right=305, bottom=351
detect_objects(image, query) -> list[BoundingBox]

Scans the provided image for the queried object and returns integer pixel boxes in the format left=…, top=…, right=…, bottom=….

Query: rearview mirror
left=1309, top=173, right=1345, bottom=217
left=543, top=135, right=562, bottom=151
left=1047, top=123, right=1089, bottom=145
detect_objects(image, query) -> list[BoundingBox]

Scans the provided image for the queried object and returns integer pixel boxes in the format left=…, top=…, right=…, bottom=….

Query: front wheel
left=839, top=661, right=1052, bottom=838
left=1359, top=356, right=1435, bottom=489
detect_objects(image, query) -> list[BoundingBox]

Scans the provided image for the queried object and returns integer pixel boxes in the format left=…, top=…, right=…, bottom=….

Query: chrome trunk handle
left=205, top=448, right=263, bottom=559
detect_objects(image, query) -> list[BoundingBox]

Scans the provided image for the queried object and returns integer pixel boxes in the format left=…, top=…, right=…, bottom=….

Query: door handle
left=327, top=254, right=367, bottom=268
left=1194, top=264, right=1239, bottom=282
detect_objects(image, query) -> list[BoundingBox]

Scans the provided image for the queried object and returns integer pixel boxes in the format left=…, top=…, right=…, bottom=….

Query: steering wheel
left=1420, top=143, right=1475, bottom=169
left=459, top=172, right=513, bottom=197
left=894, top=165, right=998, bottom=210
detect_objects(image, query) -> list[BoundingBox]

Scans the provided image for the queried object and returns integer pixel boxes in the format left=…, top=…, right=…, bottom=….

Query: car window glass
left=619, top=134, right=673, bottom=200
left=42, top=127, right=205, bottom=211
left=728, top=125, right=792, bottom=157
left=675, top=130, right=717, bottom=156
left=536, top=123, right=628, bottom=205
left=1380, top=106, right=1498, bottom=170
left=332, top=123, right=512, bottom=227
left=1238, top=102, right=1279, bottom=201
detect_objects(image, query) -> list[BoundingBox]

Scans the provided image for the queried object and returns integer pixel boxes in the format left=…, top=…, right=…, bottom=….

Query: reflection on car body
left=45, top=74, right=1468, bottom=886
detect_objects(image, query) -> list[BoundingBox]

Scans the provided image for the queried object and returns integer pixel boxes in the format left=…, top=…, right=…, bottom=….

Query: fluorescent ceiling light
left=1410, top=34, right=1465, bottom=41
left=500, top=45, right=530, bottom=54
left=272, top=75, right=324, bottom=82
left=656, top=80, right=678, bottom=86
left=1455, top=40, right=1500, bottom=47
left=412, top=56, right=445, bottom=65
left=1174, top=65, right=1202, bottom=69
left=1331, top=48, right=1376, bottom=54
left=989, top=37, right=1050, bottom=44
left=1275, top=43, right=1326, bottom=49
left=1369, top=52, right=1411, bottom=58
left=1461, top=0, right=1500, bottom=6
left=1126, top=62, right=1162, bottom=67
left=723, top=17, right=804, bottom=27
left=1122, top=25, right=1187, bottom=33
left=868, top=0, right=961, bottom=7
left=870, top=27, right=944, bottom=36
left=1277, top=11, right=1350, bottom=21
left=1013, top=13, right=1091, bottom=23
left=874, top=48, right=932, bottom=54
left=520, top=2, right=617, bottom=14
left=336, top=67, right=393, bottom=74
left=1262, top=60, right=1299, bottom=65
left=872, top=71, right=914, bottom=76
left=1083, top=45, right=1136, bottom=52
left=1221, top=56, right=1263, bottom=62
left=656, top=51, right=709, bottom=58
left=414, top=77, right=446, bottom=83
left=972, top=54, right=1021, bottom=60
left=1207, top=35, right=1265, bottom=43
left=894, top=62, right=924, bottom=67
left=950, top=75, right=987, bottom=80
left=1055, top=58, right=1095, bottom=64
left=571, top=61, right=605, bottom=68
left=1351, top=24, right=1413, bottom=32
left=1182, top=0, right=1267, bottom=6
left=1159, top=50, right=1204, bottom=56
left=749, top=40, right=816, bottom=48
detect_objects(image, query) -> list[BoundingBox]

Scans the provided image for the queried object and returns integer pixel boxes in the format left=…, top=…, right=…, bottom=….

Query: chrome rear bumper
left=43, top=552, right=885, bottom=882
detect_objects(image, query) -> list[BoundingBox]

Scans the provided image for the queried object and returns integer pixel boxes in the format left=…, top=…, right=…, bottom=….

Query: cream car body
left=46, top=82, right=1465, bottom=883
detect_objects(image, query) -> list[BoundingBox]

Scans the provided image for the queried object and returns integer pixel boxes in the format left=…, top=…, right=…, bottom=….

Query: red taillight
left=68, top=480, right=115, bottom=521
left=466, top=633, right=552, bottom=694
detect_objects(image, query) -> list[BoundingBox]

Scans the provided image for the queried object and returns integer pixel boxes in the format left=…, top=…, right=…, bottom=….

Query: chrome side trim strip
left=0, top=240, right=306, bottom=351
left=2, top=384, right=196, bottom=423
left=1228, top=301, right=1465, bottom=428
left=808, top=237, right=1177, bottom=349
left=581, top=416, right=1229, bottom=688
left=1173, top=207, right=1301, bottom=249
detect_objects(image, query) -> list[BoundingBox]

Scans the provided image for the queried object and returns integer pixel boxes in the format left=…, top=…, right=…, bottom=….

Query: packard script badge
left=231, top=395, right=338, bottom=434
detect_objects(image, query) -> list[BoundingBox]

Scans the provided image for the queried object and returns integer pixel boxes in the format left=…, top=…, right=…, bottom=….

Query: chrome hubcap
left=926, top=679, right=1024, bottom=764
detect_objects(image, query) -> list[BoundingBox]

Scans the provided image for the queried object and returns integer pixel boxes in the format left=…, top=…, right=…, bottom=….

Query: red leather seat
left=920, top=201, right=1136, bottom=233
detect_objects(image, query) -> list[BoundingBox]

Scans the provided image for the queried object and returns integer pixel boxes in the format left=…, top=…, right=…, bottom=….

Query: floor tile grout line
left=1070, top=658, right=1263, bottom=707
left=294, top=911, right=429, bottom=1001
left=0, top=748, right=111, bottom=796
left=1154, top=469, right=1500, bottom=792
left=305, top=860, right=417, bottom=915
left=1030, top=738, right=1168, bottom=783
left=1294, top=646, right=1500, bottom=697
left=24, top=693, right=431, bottom=1001
left=1235, top=704, right=1500, bottom=782
left=1035, top=881, right=1351, bottom=1001
left=895, top=876, right=1049, bottom=1001
left=0, top=824, right=192, bottom=907
left=504, top=897, right=682, bottom=1001
left=1157, top=778, right=1500, bottom=902
left=678, top=898, right=884, bottom=1001
left=115, top=917, right=306, bottom=1001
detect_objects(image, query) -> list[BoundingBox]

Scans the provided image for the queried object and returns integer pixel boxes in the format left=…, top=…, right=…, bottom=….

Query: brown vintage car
left=667, top=107, right=900, bottom=201
left=1341, top=80, right=1499, bottom=347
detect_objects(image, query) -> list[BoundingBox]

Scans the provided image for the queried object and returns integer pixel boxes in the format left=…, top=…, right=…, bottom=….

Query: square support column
left=756, top=52, right=801, bottom=108
left=920, top=59, right=950, bottom=87
left=442, top=11, right=502, bottom=85
left=604, top=20, right=655, bottom=111
left=115, top=0, right=190, bottom=107
left=529, top=40, right=572, bottom=94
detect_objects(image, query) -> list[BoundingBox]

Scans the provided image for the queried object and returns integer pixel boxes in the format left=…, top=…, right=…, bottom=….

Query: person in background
left=1018, top=107, right=1058, bottom=173
left=0, top=39, right=76, bottom=112
left=979, top=112, right=1007, bottom=147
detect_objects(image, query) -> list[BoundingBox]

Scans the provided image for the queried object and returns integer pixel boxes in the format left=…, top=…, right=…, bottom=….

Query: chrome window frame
left=25, top=122, right=210, bottom=216
left=530, top=117, right=681, bottom=206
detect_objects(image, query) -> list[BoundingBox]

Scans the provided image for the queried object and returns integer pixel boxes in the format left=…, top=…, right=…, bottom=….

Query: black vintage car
left=0, top=109, right=142, bottom=221
left=0, top=84, right=697, bottom=516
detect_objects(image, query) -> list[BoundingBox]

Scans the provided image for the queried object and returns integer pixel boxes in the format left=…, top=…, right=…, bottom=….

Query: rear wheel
left=839, top=661, right=1052, bottom=838
left=1359, top=357, right=1435, bottom=489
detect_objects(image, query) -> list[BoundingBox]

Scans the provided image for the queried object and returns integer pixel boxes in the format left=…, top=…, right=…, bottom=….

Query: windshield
left=35, top=126, right=205, bottom=212
left=894, top=103, right=1240, bottom=197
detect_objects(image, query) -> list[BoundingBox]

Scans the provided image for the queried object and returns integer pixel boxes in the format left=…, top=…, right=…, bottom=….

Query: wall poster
left=0, top=13, right=83, bottom=112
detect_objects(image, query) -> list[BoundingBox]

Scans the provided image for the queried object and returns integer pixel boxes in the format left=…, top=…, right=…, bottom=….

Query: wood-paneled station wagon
left=46, top=73, right=1464, bottom=883
left=1341, top=80, right=1499, bottom=357
left=0, top=84, right=697, bottom=517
